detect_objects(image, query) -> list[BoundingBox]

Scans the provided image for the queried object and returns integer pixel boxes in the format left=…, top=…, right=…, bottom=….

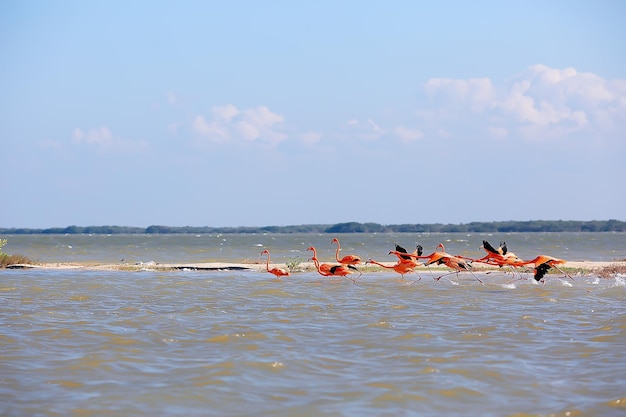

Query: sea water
left=3, top=232, right=625, bottom=264
left=1, top=233, right=625, bottom=416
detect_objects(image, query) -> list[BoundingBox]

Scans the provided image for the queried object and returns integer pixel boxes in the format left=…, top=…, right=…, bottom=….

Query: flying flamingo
left=423, top=243, right=482, bottom=284
left=477, top=240, right=523, bottom=267
left=519, top=255, right=579, bottom=284
left=331, top=238, right=362, bottom=266
left=307, top=246, right=360, bottom=281
left=473, top=239, right=528, bottom=281
left=477, top=240, right=505, bottom=263
left=389, top=243, right=427, bottom=262
left=390, top=243, right=424, bottom=261
left=260, top=249, right=290, bottom=279
left=499, top=254, right=588, bottom=291
left=366, top=255, right=421, bottom=281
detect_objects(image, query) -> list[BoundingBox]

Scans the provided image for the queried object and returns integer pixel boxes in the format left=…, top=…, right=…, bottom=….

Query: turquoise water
left=1, top=234, right=625, bottom=416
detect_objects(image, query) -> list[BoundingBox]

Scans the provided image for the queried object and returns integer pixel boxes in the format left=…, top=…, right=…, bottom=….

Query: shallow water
left=4, top=232, right=626, bottom=264
left=1, top=234, right=626, bottom=416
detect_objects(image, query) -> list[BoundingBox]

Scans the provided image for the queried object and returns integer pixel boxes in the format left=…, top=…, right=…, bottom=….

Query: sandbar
left=5, top=260, right=626, bottom=277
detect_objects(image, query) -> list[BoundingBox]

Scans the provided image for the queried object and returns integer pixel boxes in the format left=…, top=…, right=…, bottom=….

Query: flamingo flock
left=261, top=238, right=579, bottom=287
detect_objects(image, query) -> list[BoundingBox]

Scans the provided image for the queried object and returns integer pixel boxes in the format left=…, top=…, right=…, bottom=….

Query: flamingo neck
left=333, top=241, right=341, bottom=261
left=369, top=260, right=391, bottom=269
left=265, top=254, right=271, bottom=271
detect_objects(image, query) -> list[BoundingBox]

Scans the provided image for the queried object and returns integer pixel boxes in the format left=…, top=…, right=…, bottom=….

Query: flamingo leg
left=507, top=274, right=529, bottom=284
left=467, top=270, right=484, bottom=284
left=431, top=269, right=483, bottom=284
left=551, top=265, right=590, bottom=292
left=433, top=270, right=459, bottom=282
left=407, top=274, right=423, bottom=285
left=346, top=270, right=362, bottom=283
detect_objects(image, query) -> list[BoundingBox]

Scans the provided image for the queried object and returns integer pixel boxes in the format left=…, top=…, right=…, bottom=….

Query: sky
left=1, top=1, right=625, bottom=228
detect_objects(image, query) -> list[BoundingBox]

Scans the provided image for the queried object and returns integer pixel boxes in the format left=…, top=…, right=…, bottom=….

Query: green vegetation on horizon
left=1, top=220, right=624, bottom=234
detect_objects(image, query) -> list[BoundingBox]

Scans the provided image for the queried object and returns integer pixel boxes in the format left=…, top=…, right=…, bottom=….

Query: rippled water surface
left=4, top=232, right=626, bottom=263
left=1, top=234, right=626, bottom=416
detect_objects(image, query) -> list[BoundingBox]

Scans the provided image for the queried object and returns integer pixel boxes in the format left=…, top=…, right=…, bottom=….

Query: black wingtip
left=483, top=240, right=498, bottom=254
left=534, top=263, right=551, bottom=281
left=395, top=244, right=411, bottom=260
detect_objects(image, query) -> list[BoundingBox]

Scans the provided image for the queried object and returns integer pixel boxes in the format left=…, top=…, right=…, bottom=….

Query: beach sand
left=6, top=260, right=626, bottom=277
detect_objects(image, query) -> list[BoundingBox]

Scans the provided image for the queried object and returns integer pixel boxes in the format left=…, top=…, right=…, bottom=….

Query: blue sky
left=2, top=1, right=625, bottom=228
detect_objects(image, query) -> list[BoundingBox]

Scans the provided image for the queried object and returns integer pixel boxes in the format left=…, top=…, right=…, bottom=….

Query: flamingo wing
left=329, top=265, right=344, bottom=275
left=270, top=267, right=290, bottom=277
left=395, top=244, right=412, bottom=260
left=339, top=254, right=362, bottom=265
left=534, top=263, right=552, bottom=281
left=483, top=240, right=499, bottom=255
left=452, top=258, right=472, bottom=271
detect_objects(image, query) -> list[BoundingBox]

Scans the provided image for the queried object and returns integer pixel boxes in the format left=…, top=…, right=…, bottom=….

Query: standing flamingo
left=260, top=249, right=290, bottom=279
left=306, top=246, right=332, bottom=274
left=331, top=238, right=362, bottom=266
left=312, top=257, right=360, bottom=280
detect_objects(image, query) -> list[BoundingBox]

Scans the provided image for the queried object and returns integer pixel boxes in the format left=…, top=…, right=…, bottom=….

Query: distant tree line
left=1, top=220, right=624, bottom=234
left=323, top=220, right=626, bottom=233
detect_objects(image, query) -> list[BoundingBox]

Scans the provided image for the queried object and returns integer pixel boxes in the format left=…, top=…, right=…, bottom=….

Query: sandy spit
left=5, top=260, right=626, bottom=275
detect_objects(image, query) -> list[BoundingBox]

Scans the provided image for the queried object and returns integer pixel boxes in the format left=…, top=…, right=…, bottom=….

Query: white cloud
left=168, top=122, right=182, bottom=134
left=526, top=64, right=577, bottom=85
left=73, top=126, right=113, bottom=146
left=192, top=104, right=286, bottom=145
left=425, top=77, right=496, bottom=112
left=165, top=91, right=193, bottom=108
left=244, top=105, right=283, bottom=127
left=368, top=119, right=383, bottom=133
left=436, top=128, right=451, bottom=139
left=522, top=64, right=613, bottom=105
left=191, top=116, right=209, bottom=135
left=213, top=104, right=239, bottom=122
left=192, top=115, right=229, bottom=143
left=72, top=126, right=147, bottom=152
left=343, top=118, right=386, bottom=141
left=166, top=91, right=180, bottom=106
left=235, top=120, right=259, bottom=141
left=592, top=78, right=626, bottom=131
left=499, top=80, right=589, bottom=129
left=487, top=126, right=509, bottom=140
left=39, top=138, right=63, bottom=150
left=393, top=126, right=423, bottom=142
left=299, top=132, right=322, bottom=146
left=421, top=64, right=626, bottom=142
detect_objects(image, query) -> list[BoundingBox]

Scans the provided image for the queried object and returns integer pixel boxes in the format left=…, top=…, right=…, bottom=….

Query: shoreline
left=5, top=260, right=626, bottom=276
